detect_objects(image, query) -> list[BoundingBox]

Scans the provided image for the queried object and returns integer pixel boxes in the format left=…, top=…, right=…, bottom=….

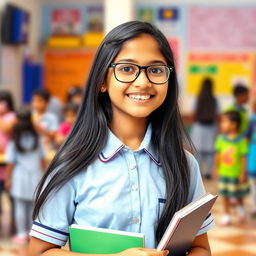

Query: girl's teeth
left=129, top=95, right=150, bottom=100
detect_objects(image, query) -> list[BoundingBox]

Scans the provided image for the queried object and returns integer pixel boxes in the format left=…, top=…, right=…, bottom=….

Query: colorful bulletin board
left=188, top=7, right=256, bottom=51
left=168, top=38, right=180, bottom=73
left=187, top=53, right=254, bottom=95
left=44, top=49, right=95, bottom=102
left=187, top=6, right=256, bottom=96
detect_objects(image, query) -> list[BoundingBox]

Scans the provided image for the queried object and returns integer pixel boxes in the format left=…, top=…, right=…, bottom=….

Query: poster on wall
left=155, top=7, right=180, bottom=36
left=186, top=53, right=254, bottom=95
left=51, top=9, right=81, bottom=36
left=86, top=6, right=103, bottom=32
left=137, top=8, right=154, bottom=23
left=168, top=38, right=180, bottom=73
left=44, top=50, right=95, bottom=101
left=188, top=7, right=256, bottom=50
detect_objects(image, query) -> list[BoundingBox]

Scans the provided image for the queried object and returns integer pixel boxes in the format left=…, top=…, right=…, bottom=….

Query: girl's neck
left=226, top=131, right=239, bottom=139
left=110, top=114, right=147, bottom=151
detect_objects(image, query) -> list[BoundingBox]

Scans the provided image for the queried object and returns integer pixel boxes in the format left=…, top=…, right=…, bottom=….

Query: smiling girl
left=28, top=21, right=214, bottom=256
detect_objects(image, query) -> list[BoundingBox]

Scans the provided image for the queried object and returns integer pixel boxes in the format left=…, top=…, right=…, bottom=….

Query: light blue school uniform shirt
left=30, top=125, right=215, bottom=248
left=5, top=134, right=45, bottom=201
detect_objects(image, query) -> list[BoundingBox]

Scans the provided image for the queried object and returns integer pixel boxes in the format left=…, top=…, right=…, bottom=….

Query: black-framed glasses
left=109, top=63, right=173, bottom=85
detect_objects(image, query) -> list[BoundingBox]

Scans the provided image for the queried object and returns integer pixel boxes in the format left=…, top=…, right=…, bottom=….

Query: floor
left=0, top=179, right=256, bottom=256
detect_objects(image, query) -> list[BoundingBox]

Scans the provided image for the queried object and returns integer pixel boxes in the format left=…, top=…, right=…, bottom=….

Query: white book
left=157, top=193, right=218, bottom=256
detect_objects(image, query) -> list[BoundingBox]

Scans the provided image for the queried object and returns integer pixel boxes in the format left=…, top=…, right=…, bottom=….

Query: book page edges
left=69, top=225, right=144, bottom=239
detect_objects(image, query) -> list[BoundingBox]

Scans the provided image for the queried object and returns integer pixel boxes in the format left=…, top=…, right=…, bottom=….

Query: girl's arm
left=0, top=118, right=16, bottom=133
left=240, top=156, right=247, bottom=183
left=4, top=163, right=14, bottom=192
left=188, top=233, right=211, bottom=256
left=29, top=237, right=169, bottom=256
left=41, top=158, right=48, bottom=172
left=212, top=152, right=219, bottom=180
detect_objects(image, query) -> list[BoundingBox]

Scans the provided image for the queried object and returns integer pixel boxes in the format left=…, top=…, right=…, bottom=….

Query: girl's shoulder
left=184, top=150, right=200, bottom=175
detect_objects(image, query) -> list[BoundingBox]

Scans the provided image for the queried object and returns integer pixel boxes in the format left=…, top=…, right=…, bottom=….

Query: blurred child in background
left=55, top=103, right=79, bottom=147
left=66, top=85, right=83, bottom=105
left=246, top=101, right=256, bottom=218
left=0, top=90, right=16, bottom=231
left=213, top=111, right=249, bottom=226
left=31, top=89, right=59, bottom=152
left=226, top=84, right=249, bottom=134
left=191, top=78, right=219, bottom=179
left=5, top=109, right=46, bottom=244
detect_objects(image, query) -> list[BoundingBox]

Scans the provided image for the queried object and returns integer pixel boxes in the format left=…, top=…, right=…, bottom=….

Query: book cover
left=157, top=193, right=217, bottom=256
left=69, top=225, right=144, bottom=254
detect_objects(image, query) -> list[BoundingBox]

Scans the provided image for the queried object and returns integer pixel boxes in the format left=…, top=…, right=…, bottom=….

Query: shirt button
left=123, top=147, right=128, bottom=152
left=129, top=164, right=136, bottom=170
left=131, top=184, right=138, bottom=191
left=133, top=217, right=139, bottom=224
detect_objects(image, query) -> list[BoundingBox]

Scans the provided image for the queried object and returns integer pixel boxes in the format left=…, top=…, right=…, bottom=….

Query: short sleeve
left=5, top=141, right=16, bottom=164
left=240, top=138, right=248, bottom=156
left=47, top=114, right=59, bottom=131
left=30, top=178, right=76, bottom=246
left=186, top=151, right=215, bottom=236
left=214, top=135, right=222, bottom=152
left=39, top=141, right=46, bottom=159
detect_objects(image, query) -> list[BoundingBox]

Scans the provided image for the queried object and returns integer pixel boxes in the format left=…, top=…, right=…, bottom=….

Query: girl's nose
left=132, top=70, right=152, bottom=88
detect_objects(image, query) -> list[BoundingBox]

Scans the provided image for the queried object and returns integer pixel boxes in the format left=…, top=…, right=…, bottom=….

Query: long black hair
left=13, top=109, right=39, bottom=153
left=0, top=90, right=14, bottom=111
left=33, top=21, right=191, bottom=243
left=195, top=78, right=217, bottom=124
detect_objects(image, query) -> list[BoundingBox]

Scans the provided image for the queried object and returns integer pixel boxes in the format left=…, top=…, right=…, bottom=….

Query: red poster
left=51, top=9, right=81, bottom=35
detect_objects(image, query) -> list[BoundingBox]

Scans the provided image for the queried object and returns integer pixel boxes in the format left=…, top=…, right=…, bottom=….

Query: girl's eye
left=149, top=67, right=164, bottom=74
left=117, top=65, right=135, bottom=73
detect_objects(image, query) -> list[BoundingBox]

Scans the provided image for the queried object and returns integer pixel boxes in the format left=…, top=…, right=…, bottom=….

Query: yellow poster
left=186, top=53, right=254, bottom=95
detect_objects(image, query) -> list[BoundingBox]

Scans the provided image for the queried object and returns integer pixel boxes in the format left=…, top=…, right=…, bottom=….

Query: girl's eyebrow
left=116, top=59, right=166, bottom=64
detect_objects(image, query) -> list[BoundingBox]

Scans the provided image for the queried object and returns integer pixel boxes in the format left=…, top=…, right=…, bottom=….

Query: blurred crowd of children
left=0, top=86, right=82, bottom=244
left=190, top=79, right=256, bottom=226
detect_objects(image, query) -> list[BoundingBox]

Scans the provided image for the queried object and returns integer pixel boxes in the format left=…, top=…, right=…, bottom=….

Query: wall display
left=41, top=3, right=103, bottom=43
left=155, top=7, right=181, bottom=37
left=51, top=8, right=81, bottom=36
left=86, top=6, right=103, bottom=32
left=186, top=52, right=254, bottom=95
left=44, top=50, right=95, bottom=101
left=168, top=38, right=180, bottom=73
left=137, top=8, right=154, bottom=23
left=188, top=7, right=256, bottom=50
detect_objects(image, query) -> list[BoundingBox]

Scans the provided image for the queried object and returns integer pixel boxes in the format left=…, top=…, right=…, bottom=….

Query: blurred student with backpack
left=191, top=78, right=219, bottom=179
left=5, top=109, right=46, bottom=244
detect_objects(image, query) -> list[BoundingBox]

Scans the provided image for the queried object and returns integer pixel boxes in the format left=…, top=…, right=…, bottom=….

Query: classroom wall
left=1, top=0, right=255, bottom=111
left=136, top=0, right=256, bottom=113
left=0, top=0, right=40, bottom=107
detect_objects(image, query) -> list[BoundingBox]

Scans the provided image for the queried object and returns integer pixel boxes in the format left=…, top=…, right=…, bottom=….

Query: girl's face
left=0, top=101, right=9, bottom=114
left=65, top=110, right=77, bottom=124
left=220, top=115, right=237, bottom=134
left=103, top=34, right=169, bottom=120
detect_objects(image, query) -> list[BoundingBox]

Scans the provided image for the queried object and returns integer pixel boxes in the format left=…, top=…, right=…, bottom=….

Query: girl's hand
left=118, top=248, right=169, bottom=256
left=239, top=174, right=247, bottom=184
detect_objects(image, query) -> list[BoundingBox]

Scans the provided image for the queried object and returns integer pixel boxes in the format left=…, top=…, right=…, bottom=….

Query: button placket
left=124, top=150, right=141, bottom=231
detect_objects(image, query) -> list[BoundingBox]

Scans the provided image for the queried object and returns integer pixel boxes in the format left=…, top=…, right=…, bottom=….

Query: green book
left=69, top=224, right=145, bottom=254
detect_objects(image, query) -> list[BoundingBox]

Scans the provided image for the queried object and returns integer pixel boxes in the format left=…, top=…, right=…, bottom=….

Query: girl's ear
left=100, top=86, right=107, bottom=93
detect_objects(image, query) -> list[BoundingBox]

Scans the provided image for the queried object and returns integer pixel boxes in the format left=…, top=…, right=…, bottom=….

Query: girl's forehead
left=114, top=34, right=166, bottom=64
